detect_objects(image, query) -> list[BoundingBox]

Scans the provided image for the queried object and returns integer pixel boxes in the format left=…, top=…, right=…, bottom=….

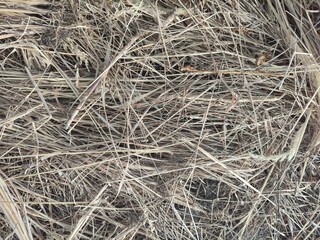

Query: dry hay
left=0, top=0, right=319, bottom=239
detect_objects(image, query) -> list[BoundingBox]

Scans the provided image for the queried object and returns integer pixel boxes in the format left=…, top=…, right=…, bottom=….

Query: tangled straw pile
left=0, top=0, right=319, bottom=239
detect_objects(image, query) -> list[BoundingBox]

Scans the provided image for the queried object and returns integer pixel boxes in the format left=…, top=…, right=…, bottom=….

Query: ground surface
left=0, top=0, right=319, bottom=239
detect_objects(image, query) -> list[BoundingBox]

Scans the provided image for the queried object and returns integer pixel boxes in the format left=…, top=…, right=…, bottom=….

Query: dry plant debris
left=0, top=0, right=319, bottom=239
left=255, top=52, right=268, bottom=66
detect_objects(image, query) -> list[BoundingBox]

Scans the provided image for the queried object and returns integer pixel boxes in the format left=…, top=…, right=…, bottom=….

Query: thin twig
left=66, top=33, right=145, bottom=131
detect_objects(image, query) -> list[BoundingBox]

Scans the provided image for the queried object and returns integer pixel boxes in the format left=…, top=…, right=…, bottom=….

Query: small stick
left=66, top=33, right=144, bottom=131
left=180, top=66, right=296, bottom=78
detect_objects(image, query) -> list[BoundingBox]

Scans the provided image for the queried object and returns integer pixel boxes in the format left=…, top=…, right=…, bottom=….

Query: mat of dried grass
left=0, top=0, right=319, bottom=239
